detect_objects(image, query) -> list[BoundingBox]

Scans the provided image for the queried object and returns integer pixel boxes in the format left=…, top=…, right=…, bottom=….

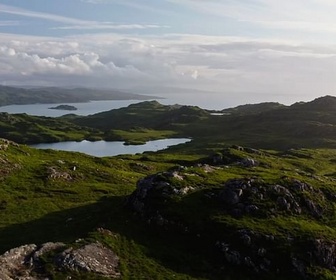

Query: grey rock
left=55, top=242, right=120, bottom=278
left=0, top=241, right=120, bottom=280
left=225, top=250, right=241, bottom=265
left=291, top=257, right=306, bottom=277
left=0, top=244, right=38, bottom=280
left=240, top=158, right=258, bottom=167
left=304, top=198, right=323, bottom=218
left=220, top=188, right=240, bottom=205
left=277, top=197, right=291, bottom=211
left=32, top=242, right=65, bottom=262
left=241, top=234, right=252, bottom=246
left=245, top=204, right=259, bottom=214
left=231, top=145, right=244, bottom=151
left=314, top=239, right=336, bottom=270
left=244, top=256, right=258, bottom=272
left=258, top=248, right=267, bottom=257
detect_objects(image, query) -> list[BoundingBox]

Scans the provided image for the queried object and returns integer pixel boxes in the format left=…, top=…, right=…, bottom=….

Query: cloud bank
left=2, top=1, right=336, bottom=104
left=1, top=32, right=336, bottom=103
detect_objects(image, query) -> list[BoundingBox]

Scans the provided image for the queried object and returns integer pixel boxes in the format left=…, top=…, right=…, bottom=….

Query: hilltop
left=221, top=102, right=286, bottom=116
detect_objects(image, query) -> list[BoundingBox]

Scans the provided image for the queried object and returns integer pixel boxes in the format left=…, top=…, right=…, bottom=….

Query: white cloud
left=1, top=32, right=336, bottom=103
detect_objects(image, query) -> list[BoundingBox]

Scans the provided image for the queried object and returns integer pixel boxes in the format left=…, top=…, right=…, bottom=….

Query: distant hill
left=1, top=95, right=336, bottom=150
left=70, top=100, right=210, bottom=131
left=221, top=102, right=286, bottom=116
left=291, top=95, right=336, bottom=111
left=0, top=86, right=160, bottom=106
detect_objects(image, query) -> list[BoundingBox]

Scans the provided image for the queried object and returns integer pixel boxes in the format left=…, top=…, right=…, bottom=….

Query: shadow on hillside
left=0, top=196, right=125, bottom=253
left=0, top=195, right=221, bottom=279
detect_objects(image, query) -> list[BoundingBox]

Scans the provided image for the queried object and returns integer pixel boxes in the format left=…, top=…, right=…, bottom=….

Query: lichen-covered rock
left=0, top=241, right=120, bottom=279
left=55, top=242, right=120, bottom=278
left=314, top=239, right=336, bottom=271
left=0, top=244, right=38, bottom=280
left=47, top=166, right=72, bottom=180
left=127, top=161, right=336, bottom=279
left=240, top=158, right=258, bottom=167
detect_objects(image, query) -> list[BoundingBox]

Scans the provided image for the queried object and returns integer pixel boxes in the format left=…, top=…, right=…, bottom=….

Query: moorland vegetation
left=0, top=95, right=336, bottom=279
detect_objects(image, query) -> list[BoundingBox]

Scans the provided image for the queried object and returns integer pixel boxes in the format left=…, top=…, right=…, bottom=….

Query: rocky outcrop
left=208, top=146, right=263, bottom=166
left=0, top=139, right=22, bottom=177
left=314, top=239, right=336, bottom=271
left=0, top=138, right=19, bottom=149
left=128, top=164, right=328, bottom=221
left=0, top=241, right=120, bottom=279
left=55, top=242, right=120, bottom=278
left=218, top=178, right=325, bottom=218
left=47, top=166, right=72, bottom=181
left=0, top=244, right=38, bottom=280
left=127, top=161, right=335, bottom=279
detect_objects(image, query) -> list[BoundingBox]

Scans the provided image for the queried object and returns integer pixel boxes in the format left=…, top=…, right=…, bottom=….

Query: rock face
left=0, top=244, right=38, bottom=280
left=0, top=139, right=22, bottom=178
left=127, top=158, right=336, bottom=279
left=56, top=242, right=120, bottom=278
left=0, top=138, right=19, bottom=150
left=0, top=242, right=120, bottom=279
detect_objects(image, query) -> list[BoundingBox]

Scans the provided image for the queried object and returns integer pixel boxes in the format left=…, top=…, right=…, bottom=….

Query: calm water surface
left=0, top=93, right=232, bottom=117
left=0, top=100, right=142, bottom=117
left=31, top=138, right=191, bottom=157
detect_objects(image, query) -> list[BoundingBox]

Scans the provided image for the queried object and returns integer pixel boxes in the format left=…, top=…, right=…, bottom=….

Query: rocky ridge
left=127, top=146, right=336, bottom=279
left=0, top=240, right=120, bottom=279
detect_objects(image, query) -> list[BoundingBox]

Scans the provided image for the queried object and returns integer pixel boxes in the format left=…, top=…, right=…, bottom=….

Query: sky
left=1, top=0, right=336, bottom=106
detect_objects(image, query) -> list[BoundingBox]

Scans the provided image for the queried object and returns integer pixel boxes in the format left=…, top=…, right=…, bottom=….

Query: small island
left=49, top=105, right=78, bottom=111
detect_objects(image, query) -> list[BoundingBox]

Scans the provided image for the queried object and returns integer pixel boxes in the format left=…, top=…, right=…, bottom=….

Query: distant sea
left=0, top=93, right=232, bottom=117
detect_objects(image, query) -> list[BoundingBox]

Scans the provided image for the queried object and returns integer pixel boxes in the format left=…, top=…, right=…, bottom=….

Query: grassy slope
left=2, top=137, right=336, bottom=278
left=0, top=140, right=208, bottom=279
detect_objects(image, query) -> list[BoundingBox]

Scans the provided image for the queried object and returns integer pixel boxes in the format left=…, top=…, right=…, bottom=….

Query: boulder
left=55, top=242, right=120, bottom=278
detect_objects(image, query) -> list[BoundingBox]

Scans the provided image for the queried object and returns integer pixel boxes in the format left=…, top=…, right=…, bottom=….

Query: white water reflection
left=31, top=138, right=191, bottom=157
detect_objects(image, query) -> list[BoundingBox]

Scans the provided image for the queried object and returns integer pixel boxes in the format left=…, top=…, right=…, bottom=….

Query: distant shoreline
left=0, top=85, right=163, bottom=107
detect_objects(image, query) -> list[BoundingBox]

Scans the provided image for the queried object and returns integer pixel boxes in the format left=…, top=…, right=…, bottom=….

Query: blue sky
left=1, top=0, right=336, bottom=105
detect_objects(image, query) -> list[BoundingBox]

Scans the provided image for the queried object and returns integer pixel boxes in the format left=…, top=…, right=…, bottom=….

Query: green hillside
left=0, top=96, right=336, bottom=279
left=1, top=138, right=336, bottom=279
